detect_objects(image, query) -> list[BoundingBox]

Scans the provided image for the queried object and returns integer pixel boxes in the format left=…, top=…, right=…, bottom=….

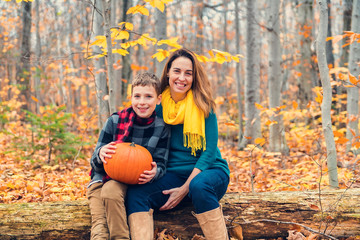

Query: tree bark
left=1, top=189, right=359, bottom=240
left=18, top=1, right=32, bottom=111
left=267, top=0, right=288, bottom=154
left=295, top=0, right=315, bottom=108
left=154, top=7, right=167, bottom=78
left=316, top=0, right=339, bottom=188
left=346, top=0, right=360, bottom=153
left=234, top=0, right=244, bottom=149
left=102, top=0, right=116, bottom=114
left=92, top=0, right=110, bottom=128
left=34, top=0, right=41, bottom=114
left=120, top=0, right=132, bottom=104
left=239, top=0, right=261, bottom=149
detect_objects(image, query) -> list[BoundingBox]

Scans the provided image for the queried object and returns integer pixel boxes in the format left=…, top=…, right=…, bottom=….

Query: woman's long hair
left=159, top=48, right=216, bottom=117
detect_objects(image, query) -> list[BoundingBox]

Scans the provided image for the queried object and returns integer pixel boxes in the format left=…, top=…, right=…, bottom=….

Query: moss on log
left=0, top=188, right=359, bottom=239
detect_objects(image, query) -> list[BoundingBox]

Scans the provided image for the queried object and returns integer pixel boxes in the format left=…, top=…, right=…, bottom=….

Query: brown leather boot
left=194, top=206, right=229, bottom=240
left=128, top=209, right=154, bottom=240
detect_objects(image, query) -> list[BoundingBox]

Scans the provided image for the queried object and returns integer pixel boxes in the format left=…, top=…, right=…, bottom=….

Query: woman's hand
left=99, top=142, right=117, bottom=164
left=138, top=162, right=157, bottom=184
left=159, top=168, right=202, bottom=211
left=159, top=185, right=188, bottom=211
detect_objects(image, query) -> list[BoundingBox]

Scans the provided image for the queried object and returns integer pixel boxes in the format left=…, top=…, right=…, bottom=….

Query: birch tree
left=346, top=0, right=360, bottom=153
left=239, top=0, right=261, bottom=149
left=234, top=0, right=244, bottom=148
left=92, top=0, right=110, bottom=128
left=316, top=0, right=339, bottom=188
left=295, top=0, right=316, bottom=108
left=267, top=0, right=287, bottom=153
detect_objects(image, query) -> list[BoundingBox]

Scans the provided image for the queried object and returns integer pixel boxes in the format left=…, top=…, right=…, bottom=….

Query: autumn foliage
left=0, top=85, right=359, bottom=204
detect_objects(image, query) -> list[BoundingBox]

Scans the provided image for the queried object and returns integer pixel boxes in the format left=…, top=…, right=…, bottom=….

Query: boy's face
left=131, top=85, right=161, bottom=119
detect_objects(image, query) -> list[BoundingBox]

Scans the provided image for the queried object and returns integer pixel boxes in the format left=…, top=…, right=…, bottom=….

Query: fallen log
left=0, top=188, right=359, bottom=240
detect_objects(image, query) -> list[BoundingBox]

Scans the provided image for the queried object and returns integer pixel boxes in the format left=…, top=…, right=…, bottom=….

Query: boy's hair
left=131, top=72, right=161, bottom=96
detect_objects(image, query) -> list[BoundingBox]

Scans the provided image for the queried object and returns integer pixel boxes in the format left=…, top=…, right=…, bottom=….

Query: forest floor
left=0, top=110, right=359, bottom=239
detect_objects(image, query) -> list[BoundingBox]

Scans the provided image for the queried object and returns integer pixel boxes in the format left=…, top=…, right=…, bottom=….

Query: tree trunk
left=338, top=0, right=353, bottom=128
left=154, top=7, right=167, bottom=78
left=120, top=0, right=132, bottom=104
left=346, top=0, right=360, bottom=153
left=18, top=1, right=32, bottom=111
left=295, top=0, right=315, bottom=109
left=267, top=0, right=287, bottom=153
left=316, top=0, right=339, bottom=188
left=34, top=0, right=41, bottom=114
left=239, top=0, right=261, bottom=149
left=234, top=0, right=244, bottom=149
left=92, top=0, right=110, bottom=128
left=102, top=0, right=116, bottom=114
left=1, top=189, right=359, bottom=240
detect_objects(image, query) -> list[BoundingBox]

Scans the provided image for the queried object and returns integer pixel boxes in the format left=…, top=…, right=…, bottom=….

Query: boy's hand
left=99, top=142, right=117, bottom=164
left=138, top=162, right=157, bottom=184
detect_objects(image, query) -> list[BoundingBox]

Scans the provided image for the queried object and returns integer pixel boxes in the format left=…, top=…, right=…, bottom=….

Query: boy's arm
left=90, top=114, right=118, bottom=173
left=151, top=124, right=170, bottom=181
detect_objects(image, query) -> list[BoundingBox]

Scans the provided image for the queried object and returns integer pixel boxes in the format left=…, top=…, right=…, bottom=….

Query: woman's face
left=168, top=56, right=193, bottom=103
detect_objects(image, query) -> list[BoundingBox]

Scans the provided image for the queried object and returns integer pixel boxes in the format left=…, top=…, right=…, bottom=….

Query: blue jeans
left=126, top=168, right=229, bottom=215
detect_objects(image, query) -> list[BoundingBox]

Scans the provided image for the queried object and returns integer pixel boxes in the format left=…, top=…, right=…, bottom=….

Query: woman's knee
left=189, top=177, right=212, bottom=201
left=101, top=180, right=127, bottom=200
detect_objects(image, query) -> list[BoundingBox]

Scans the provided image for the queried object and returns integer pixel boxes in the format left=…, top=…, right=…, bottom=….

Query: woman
left=126, top=48, right=230, bottom=240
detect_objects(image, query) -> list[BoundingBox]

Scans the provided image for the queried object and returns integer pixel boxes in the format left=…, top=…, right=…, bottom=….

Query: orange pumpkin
left=104, top=142, right=153, bottom=184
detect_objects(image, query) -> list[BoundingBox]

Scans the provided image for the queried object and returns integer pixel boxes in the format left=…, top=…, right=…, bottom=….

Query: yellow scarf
left=162, top=87, right=206, bottom=155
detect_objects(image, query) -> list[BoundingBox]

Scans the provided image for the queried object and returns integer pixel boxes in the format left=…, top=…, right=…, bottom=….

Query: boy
left=87, top=72, right=170, bottom=240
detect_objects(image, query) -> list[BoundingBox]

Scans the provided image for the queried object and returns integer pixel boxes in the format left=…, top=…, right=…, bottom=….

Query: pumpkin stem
left=130, top=142, right=136, bottom=147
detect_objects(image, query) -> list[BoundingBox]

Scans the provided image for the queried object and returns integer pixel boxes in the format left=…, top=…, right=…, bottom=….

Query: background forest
left=0, top=0, right=359, bottom=238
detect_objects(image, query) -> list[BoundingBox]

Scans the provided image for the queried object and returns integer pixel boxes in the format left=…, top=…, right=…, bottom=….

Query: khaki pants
left=87, top=182, right=109, bottom=240
left=101, top=180, right=129, bottom=240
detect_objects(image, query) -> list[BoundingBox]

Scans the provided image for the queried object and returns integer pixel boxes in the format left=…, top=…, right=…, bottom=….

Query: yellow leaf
left=121, top=42, right=132, bottom=49
left=255, top=103, right=264, bottom=110
left=115, top=30, right=130, bottom=40
left=152, top=49, right=170, bottom=62
left=126, top=5, right=149, bottom=16
left=195, top=54, right=210, bottom=63
left=315, top=93, right=323, bottom=103
left=145, top=0, right=173, bottom=12
left=157, top=37, right=182, bottom=49
left=112, top=49, right=129, bottom=56
left=90, top=35, right=107, bottom=48
left=125, top=22, right=134, bottom=31
left=254, top=138, right=265, bottom=146
left=214, top=54, right=227, bottom=64
left=349, top=73, right=358, bottom=85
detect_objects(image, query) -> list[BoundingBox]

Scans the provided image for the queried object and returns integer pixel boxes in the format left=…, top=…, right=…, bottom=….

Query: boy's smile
left=131, top=85, right=161, bottom=119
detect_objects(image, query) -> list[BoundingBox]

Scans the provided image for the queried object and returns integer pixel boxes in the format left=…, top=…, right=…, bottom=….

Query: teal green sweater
left=156, top=105, right=230, bottom=178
